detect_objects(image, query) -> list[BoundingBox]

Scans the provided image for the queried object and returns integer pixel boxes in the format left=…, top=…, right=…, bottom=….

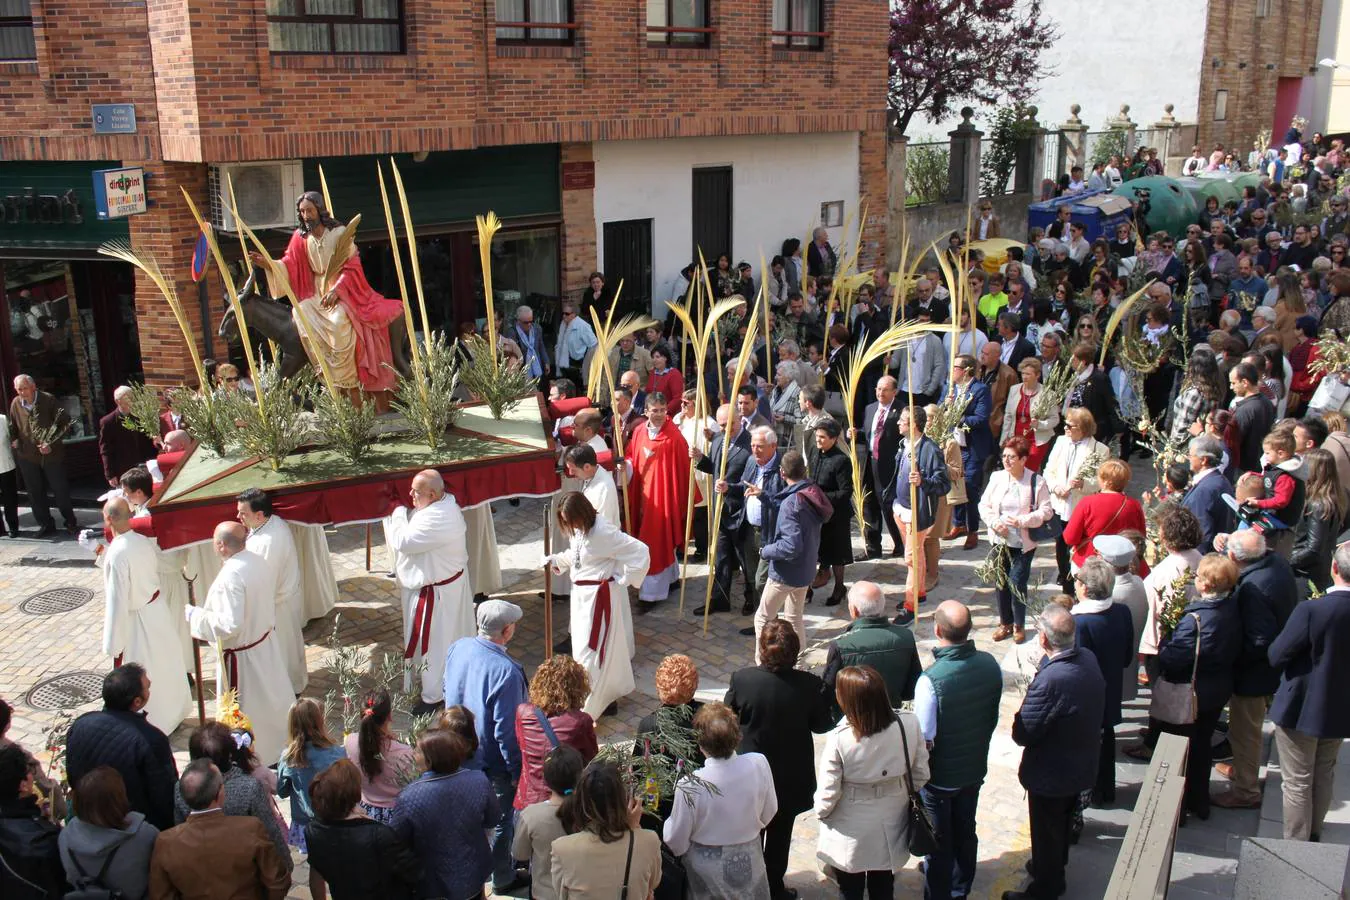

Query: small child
left=511, top=745, right=584, bottom=900
left=1231, top=470, right=1286, bottom=533
left=278, top=698, right=346, bottom=900
left=1248, top=431, right=1305, bottom=553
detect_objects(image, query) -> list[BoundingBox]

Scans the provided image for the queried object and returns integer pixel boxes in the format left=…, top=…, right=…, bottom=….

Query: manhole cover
left=24, top=671, right=105, bottom=711
left=19, top=586, right=95, bottom=616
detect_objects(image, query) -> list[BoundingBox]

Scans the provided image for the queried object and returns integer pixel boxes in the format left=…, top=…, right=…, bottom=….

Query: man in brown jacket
left=8, top=374, right=77, bottom=537
left=976, top=342, right=1017, bottom=440
left=149, top=760, right=290, bottom=900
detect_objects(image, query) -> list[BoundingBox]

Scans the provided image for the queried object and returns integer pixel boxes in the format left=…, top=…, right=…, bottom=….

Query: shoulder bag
left=619, top=829, right=636, bottom=900
left=1028, top=473, right=1064, bottom=542
left=896, top=713, right=939, bottom=857
left=1151, top=613, right=1202, bottom=726
left=532, top=706, right=560, bottom=749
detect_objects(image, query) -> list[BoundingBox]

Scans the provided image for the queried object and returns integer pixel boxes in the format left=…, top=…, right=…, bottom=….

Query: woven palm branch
left=1031, top=359, right=1078, bottom=420
left=322, top=212, right=361, bottom=288
left=585, top=308, right=660, bottom=403
left=1099, top=278, right=1157, bottom=367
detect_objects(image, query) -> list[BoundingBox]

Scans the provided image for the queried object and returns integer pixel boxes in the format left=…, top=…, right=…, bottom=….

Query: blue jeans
left=487, top=771, right=517, bottom=887
left=920, top=783, right=981, bottom=900
left=998, top=546, right=1034, bottom=629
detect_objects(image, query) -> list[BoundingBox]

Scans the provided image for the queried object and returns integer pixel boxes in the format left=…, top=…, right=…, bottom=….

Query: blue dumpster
left=1027, top=189, right=1135, bottom=244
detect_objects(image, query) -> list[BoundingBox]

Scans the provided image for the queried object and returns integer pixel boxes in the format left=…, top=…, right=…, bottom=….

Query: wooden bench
left=1103, top=732, right=1189, bottom=900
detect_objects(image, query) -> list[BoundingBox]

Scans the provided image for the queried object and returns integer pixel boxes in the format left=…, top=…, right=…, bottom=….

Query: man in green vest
left=821, top=581, right=921, bottom=720
left=915, top=600, right=1003, bottom=900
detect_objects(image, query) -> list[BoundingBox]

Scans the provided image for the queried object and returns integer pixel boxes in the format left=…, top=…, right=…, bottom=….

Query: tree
left=889, top=0, right=1058, bottom=136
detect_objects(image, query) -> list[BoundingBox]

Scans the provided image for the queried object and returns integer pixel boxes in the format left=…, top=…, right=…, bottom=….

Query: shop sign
left=91, top=104, right=137, bottom=135
left=561, top=160, right=595, bottom=191
left=0, top=188, right=84, bottom=225
left=92, top=167, right=148, bottom=220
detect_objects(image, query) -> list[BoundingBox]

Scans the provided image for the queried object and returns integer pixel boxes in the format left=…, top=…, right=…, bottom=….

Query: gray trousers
left=1275, top=726, right=1343, bottom=841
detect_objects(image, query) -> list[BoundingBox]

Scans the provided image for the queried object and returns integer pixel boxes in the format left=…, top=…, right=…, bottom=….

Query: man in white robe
left=464, top=504, right=502, bottom=601
left=546, top=494, right=649, bottom=717
left=565, top=444, right=632, bottom=656
left=384, top=469, right=474, bottom=715
left=118, top=467, right=194, bottom=673
left=237, top=488, right=307, bottom=694
left=186, top=522, right=292, bottom=764
left=101, top=498, right=189, bottom=734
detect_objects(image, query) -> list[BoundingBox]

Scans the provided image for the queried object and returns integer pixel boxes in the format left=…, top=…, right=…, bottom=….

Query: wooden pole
left=543, top=501, right=554, bottom=659
left=184, top=573, right=206, bottom=725
left=678, top=272, right=709, bottom=615
left=364, top=524, right=372, bottom=571
left=905, top=348, right=920, bottom=627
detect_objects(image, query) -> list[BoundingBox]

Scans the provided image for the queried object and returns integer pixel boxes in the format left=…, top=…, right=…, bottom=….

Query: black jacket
left=1290, top=503, right=1338, bottom=592
left=65, top=708, right=178, bottom=831
left=881, top=434, right=951, bottom=533
left=1159, top=594, right=1243, bottom=710
left=1013, top=647, right=1106, bottom=797
left=726, top=665, right=832, bottom=815
left=695, top=429, right=752, bottom=532
left=0, top=797, right=65, bottom=900
left=1232, top=393, right=1276, bottom=474
left=861, top=401, right=903, bottom=489
left=1231, top=553, right=1299, bottom=696
left=1004, top=336, right=1037, bottom=369
left=1269, top=587, right=1350, bottom=739
left=1065, top=367, right=1119, bottom=443
left=304, top=818, right=421, bottom=900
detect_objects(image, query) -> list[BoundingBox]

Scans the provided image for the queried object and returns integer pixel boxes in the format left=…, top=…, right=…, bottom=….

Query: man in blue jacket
left=752, top=449, right=832, bottom=663
left=442, top=600, right=528, bottom=893
left=882, top=404, right=951, bottom=624
left=722, top=426, right=785, bottom=637
left=944, top=354, right=993, bottom=550
left=1267, top=544, right=1350, bottom=841
left=692, top=403, right=754, bottom=615
left=1004, top=605, right=1105, bottom=900
left=1182, top=435, right=1235, bottom=553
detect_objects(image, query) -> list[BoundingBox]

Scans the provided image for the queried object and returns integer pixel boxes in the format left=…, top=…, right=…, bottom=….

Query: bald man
left=384, top=469, right=472, bottom=714
left=101, top=497, right=189, bottom=734
left=187, top=522, right=292, bottom=762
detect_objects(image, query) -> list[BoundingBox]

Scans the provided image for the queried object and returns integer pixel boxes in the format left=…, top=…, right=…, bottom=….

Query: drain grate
left=19, top=586, right=95, bottom=616
left=24, top=671, right=105, bottom=710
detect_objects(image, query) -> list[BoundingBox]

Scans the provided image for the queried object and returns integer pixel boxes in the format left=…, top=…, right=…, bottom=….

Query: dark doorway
left=691, top=166, right=732, bottom=266
left=602, top=218, right=653, bottom=317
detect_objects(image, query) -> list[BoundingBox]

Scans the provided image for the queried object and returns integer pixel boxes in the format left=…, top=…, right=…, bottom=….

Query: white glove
left=183, top=605, right=196, bottom=625
left=539, top=553, right=556, bottom=570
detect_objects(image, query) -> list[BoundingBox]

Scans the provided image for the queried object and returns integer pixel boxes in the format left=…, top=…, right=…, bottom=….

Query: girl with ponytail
left=343, top=690, right=414, bottom=824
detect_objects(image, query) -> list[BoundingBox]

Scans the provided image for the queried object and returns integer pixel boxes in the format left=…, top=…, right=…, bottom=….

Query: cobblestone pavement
left=1, top=471, right=1167, bottom=899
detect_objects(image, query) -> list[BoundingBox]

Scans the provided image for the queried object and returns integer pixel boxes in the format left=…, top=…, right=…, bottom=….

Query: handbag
left=1027, top=473, right=1063, bottom=542
left=896, top=713, right=939, bottom=857
left=1308, top=374, right=1350, bottom=416
left=63, top=844, right=124, bottom=900
left=1151, top=613, right=1201, bottom=726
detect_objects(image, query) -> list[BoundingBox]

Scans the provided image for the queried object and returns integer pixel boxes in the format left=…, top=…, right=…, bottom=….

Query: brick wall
left=1195, top=0, right=1323, bottom=151
left=2, top=0, right=888, bottom=163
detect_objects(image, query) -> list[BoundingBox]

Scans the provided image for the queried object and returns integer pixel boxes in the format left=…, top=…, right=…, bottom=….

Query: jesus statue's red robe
left=625, top=418, right=690, bottom=603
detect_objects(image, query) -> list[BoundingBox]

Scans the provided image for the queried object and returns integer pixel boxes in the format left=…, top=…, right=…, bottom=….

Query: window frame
left=1214, top=89, right=1228, bottom=122
left=771, top=0, right=827, bottom=51
left=495, top=0, right=579, bottom=46
left=264, top=0, right=406, bottom=56
left=646, top=0, right=713, bottom=48
left=0, top=0, right=36, bottom=62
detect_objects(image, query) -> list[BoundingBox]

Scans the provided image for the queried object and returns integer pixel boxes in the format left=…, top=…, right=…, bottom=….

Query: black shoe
left=1211, top=738, right=1233, bottom=762
left=738, top=626, right=756, bottom=636
left=824, top=589, right=845, bottom=607
left=688, top=551, right=707, bottom=563
left=65, top=522, right=80, bottom=535
left=36, top=524, right=56, bottom=538
left=772, top=890, right=798, bottom=900
left=740, top=598, right=756, bottom=616
left=473, top=592, right=490, bottom=605
left=410, top=700, right=443, bottom=719
left=508, top=498, right=520, bottom=507
left=551, top=593, right=569, bottom=605
left=893, top=609, right=915, bottom=626
left=635, top=602, right=658, bottom=616
left=804, top=588, right=814, bottom=605
left=6, top=529, right=19, bottom=539
left=553, top=638, right=572, bottom=655
left=692, top=603, right=730, bottom=616
left=864, top=547, right=883, bottom=560
left=493, top=872, right=532, bottom=895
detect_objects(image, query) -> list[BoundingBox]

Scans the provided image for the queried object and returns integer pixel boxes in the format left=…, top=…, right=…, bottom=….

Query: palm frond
left=476, top=210, right=503, bottom=369
left=391, top=159, right=433, bottom=358
left=376, top=161, right=423, bottom=373
left=318, top=164, right=335, bottom=217
left=1099, top=278, right=1157, bottom=367
left=98, top=240, right=208, bottom=392
left=585, top=307, right=659, bottom=401
left=323, top=212, right=360, bottom=287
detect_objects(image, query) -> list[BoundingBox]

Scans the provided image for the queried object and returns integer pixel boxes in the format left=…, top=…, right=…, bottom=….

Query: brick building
left=0, top=0, right=888, bottom=473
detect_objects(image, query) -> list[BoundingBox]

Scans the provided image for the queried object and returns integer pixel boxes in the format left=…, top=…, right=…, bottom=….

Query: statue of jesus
left=249, top=191, right=404, bottom=407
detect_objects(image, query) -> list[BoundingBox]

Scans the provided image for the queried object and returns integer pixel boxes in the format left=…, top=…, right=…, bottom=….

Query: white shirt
left=663, top=753, right=778, bottom=855
left=582, top=466, right=620, bottom=526
left=977, top=215, right=994, bottom=240
left=1104, top=165, right=1122, bottom=187
left=1182, top=156, right=1205, bottom=176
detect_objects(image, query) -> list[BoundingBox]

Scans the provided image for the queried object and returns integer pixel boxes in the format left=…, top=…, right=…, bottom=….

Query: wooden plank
left=1104, top=732, right=1189, bottom=900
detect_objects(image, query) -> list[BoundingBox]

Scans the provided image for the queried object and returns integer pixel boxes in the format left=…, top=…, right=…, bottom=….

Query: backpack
left=63, top=843, right=123, bottom=900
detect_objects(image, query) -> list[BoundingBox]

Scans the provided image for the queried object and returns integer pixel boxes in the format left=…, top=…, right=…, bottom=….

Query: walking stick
left=905, top=347, right=920, bottom=629
left=543, top=500, right=554, bottom=659
left=183, top=573, right=207, bottom=724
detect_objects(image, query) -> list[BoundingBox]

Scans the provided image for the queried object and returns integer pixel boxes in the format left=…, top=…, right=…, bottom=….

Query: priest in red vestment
left=624, top=390, right=689, bottom=608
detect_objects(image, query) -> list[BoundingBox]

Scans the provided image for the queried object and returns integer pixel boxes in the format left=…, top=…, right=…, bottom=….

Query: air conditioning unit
left=207, top=161, right=304, bottom=232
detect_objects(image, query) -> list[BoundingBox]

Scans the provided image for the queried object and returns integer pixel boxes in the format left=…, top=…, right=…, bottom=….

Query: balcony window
left=647, top=0, right=710, bottom=47
left=1, top=0, right=36, bottom=61
left=265, top=0, right=404, bottom=54
left=496, top=0, right=576, bottom=45
left=772, top=0, right=824, bottom=50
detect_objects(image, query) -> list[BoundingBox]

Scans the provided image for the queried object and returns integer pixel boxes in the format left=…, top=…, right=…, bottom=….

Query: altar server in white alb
left=384, top=469, right=474, bottom=715
left=236, top=488, right=307, bottom=694
left=186, top=521, right=292, bottom=764
left=100, top=497, right=190, bottom=734
left=564, top=443, right=633, bottom=656
left=545, top=492, right=649, bottom=718
left=117, top=467, right=193, bottom=673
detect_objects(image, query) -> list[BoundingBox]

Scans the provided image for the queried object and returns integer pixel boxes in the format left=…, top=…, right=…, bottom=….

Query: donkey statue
left=218, top=265, right=413, bottom=381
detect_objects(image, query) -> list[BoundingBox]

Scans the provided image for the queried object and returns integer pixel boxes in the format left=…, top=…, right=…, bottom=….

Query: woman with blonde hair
left=514, top=654, right=599, bottom=811
left=1061, top=459, right=1146, bottom=573
left=1043, top=407, right=1111, bottom=594
left=278, top=697, right=346, bottom=900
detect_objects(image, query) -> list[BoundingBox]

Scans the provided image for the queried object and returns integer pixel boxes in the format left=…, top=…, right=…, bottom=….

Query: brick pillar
left=947, top=107, right=983, bottom=207
left=127, top=160, right=219, bottom=390
left=857, top=125, right=888, bottom=273
left=886, top=129, right=908, bottom=271
left=559, top=142, right=597, bottom=301
left=1059, top=104, right=1088, bottom=176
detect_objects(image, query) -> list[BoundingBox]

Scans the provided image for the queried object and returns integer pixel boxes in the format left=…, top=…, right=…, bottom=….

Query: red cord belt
left=222, top=627, right=270, bottom=690
left=575, top=579, right=618, bottom=666
left=404, top=570, right=464, bottom=659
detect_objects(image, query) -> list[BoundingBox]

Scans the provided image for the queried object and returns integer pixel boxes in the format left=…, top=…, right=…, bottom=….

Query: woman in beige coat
left=814, top=666, right=929, bottom=899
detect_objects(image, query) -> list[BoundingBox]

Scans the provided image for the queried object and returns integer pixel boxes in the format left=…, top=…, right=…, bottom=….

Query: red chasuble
left=624, top=419, right=690, bottom=574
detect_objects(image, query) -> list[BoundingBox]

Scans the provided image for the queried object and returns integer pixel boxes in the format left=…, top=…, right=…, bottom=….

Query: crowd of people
left=4, top=145, right=1350, bottom=899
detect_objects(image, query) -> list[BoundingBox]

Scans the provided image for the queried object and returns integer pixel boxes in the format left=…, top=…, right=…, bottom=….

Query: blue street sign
left=91, top=104, right=137, bottom=135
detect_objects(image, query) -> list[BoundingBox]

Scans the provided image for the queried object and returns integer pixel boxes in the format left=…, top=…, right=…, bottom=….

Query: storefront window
left=474, top=226, right=560, bottom=324
left=4, top=259, right=96, bottom=441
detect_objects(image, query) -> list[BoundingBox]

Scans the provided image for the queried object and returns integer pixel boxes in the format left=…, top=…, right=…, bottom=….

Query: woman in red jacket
left=1061, top=459, right=1146, bottom=570
left=645, top=343, right=684, bottom=404
left=513, top=655, right=598, bottom=810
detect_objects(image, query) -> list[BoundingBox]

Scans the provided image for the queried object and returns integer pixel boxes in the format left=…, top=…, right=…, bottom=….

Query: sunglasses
left=224, top=377, right=239, bottom=383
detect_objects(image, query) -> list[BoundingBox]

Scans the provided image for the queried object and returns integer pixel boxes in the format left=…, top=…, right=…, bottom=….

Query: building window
left=1214, top=90, right=1228, bottom=121
left=647, top=0, right=710, bottom=47
left=496, top=0, right=576, bottom=45
left=0, top=0, right=36, bottom=61
left=772, top=0, right=824, bottom=49
left=264, top=0, right=404, bottom=54
left=1256, top=0, right=1272, bottom=16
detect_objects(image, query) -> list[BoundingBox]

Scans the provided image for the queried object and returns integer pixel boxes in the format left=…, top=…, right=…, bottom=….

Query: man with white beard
left=385, top=469, right=473, bottom=716
left=186, top=522, right=292, bottom=763
left=101, top=497, right=189, bottom=734
left=236, top=488, right=306, bottom=694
